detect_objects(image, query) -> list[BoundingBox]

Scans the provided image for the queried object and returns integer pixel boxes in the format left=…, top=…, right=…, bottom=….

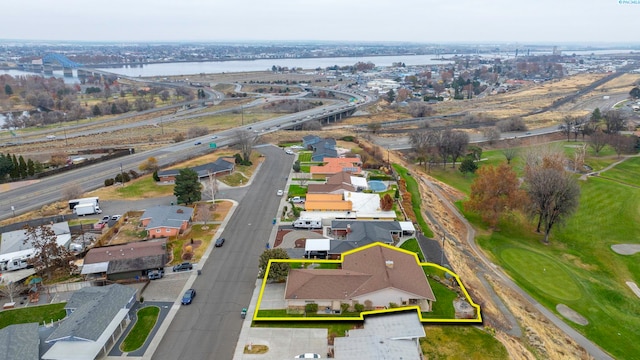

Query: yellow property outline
left=254, top=242, right=482, bottom=323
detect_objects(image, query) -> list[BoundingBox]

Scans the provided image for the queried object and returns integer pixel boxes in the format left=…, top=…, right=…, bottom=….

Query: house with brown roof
left=284, top=243, right=435, bottom=313
left=140, top=205, right=194, bottom=238
left=81, top=239, right=168, bottom=281
left=307, top=172, right=358, bottom=194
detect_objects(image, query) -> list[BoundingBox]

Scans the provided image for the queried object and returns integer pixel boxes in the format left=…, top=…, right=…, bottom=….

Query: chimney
left=385, top=260, right=394, bottom=269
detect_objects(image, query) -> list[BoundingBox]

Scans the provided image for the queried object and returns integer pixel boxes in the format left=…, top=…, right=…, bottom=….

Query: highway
left=0, top=85, right=365, bottom=221
left=153, top=145, right=293, bottom=360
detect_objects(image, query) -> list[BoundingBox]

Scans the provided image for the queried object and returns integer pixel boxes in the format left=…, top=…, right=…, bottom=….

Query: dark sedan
left=182, top=289, right=196, bottom=305
left=215, top=238, right=225, bottom=247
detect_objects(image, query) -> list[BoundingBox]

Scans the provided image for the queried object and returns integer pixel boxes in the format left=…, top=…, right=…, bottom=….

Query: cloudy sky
left=3, top=0, right=639, bottom=44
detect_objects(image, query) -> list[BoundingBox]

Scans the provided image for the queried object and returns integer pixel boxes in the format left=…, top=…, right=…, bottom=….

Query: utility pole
left=120, top=163, right=124, bottom=186
left=241, top=105, right=244, bottom=126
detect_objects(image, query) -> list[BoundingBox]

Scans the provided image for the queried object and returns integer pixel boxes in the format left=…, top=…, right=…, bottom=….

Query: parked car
left=289, top=196, right=305, bottom=203
left=173, top=262, right=193, bottom=272
left=148, top=269, right=164, bottom=280
left=215, top=238, right=225, bottom=247
left=102, top=215, right=110, bottom=222
left=276, top=189, right=284, bottom=196
left=181, top=289, right=196, bottom=305
left=111, top=215, right=122, bottom=221
left=294, top=354, right=321, bottom=359
left=285, top=149, right=294, bottom=155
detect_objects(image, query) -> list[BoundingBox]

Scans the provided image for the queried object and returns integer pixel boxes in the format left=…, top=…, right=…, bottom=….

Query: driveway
left=257, top=283, right=286, bottom=310
left=235, top=327, right=327, bottom=360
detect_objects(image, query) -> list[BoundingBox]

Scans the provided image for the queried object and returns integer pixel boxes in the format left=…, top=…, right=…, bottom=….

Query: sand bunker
left=626, top=282, right=640, bottom=299
left=611, top=244, right=640, bottom=255
left=556, top=304, right=588, bottom=326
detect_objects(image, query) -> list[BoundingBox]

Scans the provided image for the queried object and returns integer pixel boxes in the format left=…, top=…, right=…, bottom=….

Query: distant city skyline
left=4, top=0, right=640, bottom=44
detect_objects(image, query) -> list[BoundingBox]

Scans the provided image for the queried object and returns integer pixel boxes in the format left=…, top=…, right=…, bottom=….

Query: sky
left=3, top=0, right=640, bottom=44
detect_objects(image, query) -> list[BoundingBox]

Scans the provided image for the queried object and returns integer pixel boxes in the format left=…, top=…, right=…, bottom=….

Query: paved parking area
left=258, top=283, right=286, bottom=310
left=141, top=270, right=193, bottom=302
left=236, top=327, right=327, bottom=359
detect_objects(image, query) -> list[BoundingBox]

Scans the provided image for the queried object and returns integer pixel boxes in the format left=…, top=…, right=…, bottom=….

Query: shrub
left=104, top=178, right=115, bottom=186
left=354, top=303, right=365, bottom=313
left=152, top=171, right=160, bottom=182
left=305, top=303, right=318, bottom=314
left=341, top=303, right=350, bottom=313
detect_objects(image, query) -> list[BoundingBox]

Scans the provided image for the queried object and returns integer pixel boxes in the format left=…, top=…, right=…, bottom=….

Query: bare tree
left=588, top=129, right=608, bottom=156
left=603, top=110, right=626, bottom=134
left=408, top=102, right=434, bottom=118
left=524, top=168, right=580, bottom=244
left=0, top=281, right=25, bottom=303
left=23, top=225, right=76, bottom=279
left=234, top=129, right=259, bottom=162
left=482, top=127, right=501, bottom=145
left=61, top=183, right=83, bottom=201
left=139, top=156, right=159, bottom=173
left=196, top=205, right=212, bottom=226
left=187, top=126, right=209, bottom=139
left=445, top=130, right=470, bottom=168
left=607, top=134, right=637, bottom=158
left=562, top=116, right=576, bottom=141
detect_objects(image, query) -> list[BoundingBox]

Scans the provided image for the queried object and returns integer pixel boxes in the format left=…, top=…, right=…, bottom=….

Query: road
left=153, top=145, right=293, bottom=360
left=0, top=91, right=365, bottom=221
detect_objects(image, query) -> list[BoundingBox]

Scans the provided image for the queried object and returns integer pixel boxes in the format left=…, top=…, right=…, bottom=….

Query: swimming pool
left=368, top=180, right=387, bottom=192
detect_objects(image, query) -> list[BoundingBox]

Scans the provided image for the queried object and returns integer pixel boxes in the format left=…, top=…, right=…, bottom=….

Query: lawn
left=471, top=175, right=640, bottom=359
left=399, top=238, right=424, bottom=262
left=598, top=156, right=640, bottom=186
left=120, top=306, right=160, bottom=352
left=393, top=164, right=433, bottom=236
left=287, top=185, right=307, bottom=197
left=0, top=303, right=66, bottom=329
left=420, top=325, right=508, bottom=360
left=298, top=152, right=313, bottom=162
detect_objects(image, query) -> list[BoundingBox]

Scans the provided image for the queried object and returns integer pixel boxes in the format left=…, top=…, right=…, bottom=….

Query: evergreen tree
left=27, top=159, right=35, bottom=177
left=10, top=154, right=19, bottom=180
left=174, top=168, right=201, bottom=205
left=18, top=155, right=27, bottom=178
left=0, top=154, right=13, bottom=181
left=4, top=84, right=13, bottom=96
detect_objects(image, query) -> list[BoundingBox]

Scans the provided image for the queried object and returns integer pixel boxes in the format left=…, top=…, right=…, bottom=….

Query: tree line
left=0, top=153, right=44, bottom=182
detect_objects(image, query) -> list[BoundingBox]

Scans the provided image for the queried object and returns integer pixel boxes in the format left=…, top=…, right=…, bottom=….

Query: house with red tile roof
left=309, top=157, right=362, bottom=179
left=284, top=243, right=435, bottom=313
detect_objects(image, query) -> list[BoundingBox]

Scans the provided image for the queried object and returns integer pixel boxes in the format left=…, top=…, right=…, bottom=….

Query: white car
left=285, top=149, right=294, bottom=155
left=294, top=354, right=321, bottom=359
left=276, top=190, right=284, bottom=196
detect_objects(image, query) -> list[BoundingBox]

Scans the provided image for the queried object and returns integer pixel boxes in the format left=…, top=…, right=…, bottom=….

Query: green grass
left=120, top=306, right=160, bottom=352
left=298, top=152, right=312, bottom=162
left=253, top=320, right=360, bottom=338
left=470, top=175, right=640, bottom=359
left=0, top=303, right=66, bottom=329
left=115, top=176, right=175, bottom=199
left=219, top=172, right=248, bottom=186
left=287, top=185, right=307, bottom=197
left=420, top=325, right=508, bottom=360
left=393, top=164, right=433, bottom=237
left=599, top=156, right=640, bottom=186
left=399, top=238, right=424, bottom=262
left=422, top=278, right=457, bottom=319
